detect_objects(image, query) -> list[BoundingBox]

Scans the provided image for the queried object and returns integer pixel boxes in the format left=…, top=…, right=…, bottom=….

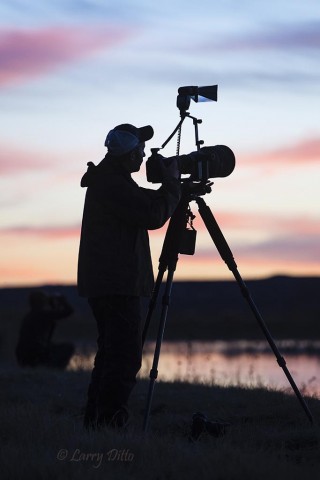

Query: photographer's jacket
left=77, top=157, right=181, bottom=297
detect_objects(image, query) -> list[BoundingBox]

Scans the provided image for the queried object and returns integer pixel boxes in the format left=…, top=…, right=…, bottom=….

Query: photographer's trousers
left=84, top=295, right=142, bottom=427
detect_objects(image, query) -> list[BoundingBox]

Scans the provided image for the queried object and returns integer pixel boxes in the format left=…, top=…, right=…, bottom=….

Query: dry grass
left=1, top=365, right=320, bottom=480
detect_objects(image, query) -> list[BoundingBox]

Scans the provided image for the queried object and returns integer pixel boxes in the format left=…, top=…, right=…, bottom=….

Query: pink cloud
left=233, top=235, right=320, bottom=265
left=242, top=137, right=320, bottom=166
left=0, top=143, right=60, bottom=174
left=213, top=211, right=320, bottom=235
left=0, top=225, right=80, bottom=239
left=149, top=211, right=320, bottom=237
left=1, top=210, right=317, bottom=242
left=0, top=25, right=132, bottom=87
left=1, top=220, right=319, bottom=285
left=0, top=264, right=42, bottom=279
left=0, top=142, right=90, bottom=178
left=192, top=233, right=320, bottom=274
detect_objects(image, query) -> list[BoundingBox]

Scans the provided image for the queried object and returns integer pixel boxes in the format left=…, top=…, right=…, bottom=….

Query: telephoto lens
left=146, top=145, right=235, bottom=183
left=178, top=145, right=235, bottom=181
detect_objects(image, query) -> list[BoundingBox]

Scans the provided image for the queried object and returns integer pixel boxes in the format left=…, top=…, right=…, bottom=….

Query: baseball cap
left=105, top=123, right=154, bottom=156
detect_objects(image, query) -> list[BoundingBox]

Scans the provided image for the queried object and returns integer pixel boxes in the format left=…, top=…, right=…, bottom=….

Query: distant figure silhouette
left=15, top=291, right=74, bottom=369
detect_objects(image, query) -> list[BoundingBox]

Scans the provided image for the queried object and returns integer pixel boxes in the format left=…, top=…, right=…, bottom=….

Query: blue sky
left=0, top=1, right=319, bottom=285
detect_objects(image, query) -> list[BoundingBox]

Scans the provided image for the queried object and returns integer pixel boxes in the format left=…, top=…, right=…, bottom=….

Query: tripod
left=142, top=89, right=314, bottom=431
left=142, top=184, right=314, bottom=432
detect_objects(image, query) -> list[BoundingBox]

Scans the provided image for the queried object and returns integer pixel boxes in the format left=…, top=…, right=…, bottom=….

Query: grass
left=1, top=366, right=319, bottom=480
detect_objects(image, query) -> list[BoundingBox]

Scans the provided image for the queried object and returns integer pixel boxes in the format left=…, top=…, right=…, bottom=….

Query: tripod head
left=181, top=178, right=213, bottom=198
left=146, top=85, right=235, bottom=184
left=177, top=85, right=218, bottom=117
left=176, top=85, right=218, bottom=155
left=166, top=85, right=218, bottom=154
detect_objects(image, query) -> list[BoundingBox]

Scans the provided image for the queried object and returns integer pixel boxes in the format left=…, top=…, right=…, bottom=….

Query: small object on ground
left=191, top=412, right=230, bottom=440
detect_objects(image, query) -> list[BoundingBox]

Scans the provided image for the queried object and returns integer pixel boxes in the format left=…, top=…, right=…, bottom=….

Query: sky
left=0, top=0, right=319, bottom=286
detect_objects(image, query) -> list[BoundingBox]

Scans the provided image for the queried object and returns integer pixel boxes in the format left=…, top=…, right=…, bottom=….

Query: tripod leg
left=143, top=268, right=175, bottom=433
left=142, top=265, right=166, bottom=347
left=196, top=197, right=314, bottom=424
left=141, top=192, right=191, bottom=432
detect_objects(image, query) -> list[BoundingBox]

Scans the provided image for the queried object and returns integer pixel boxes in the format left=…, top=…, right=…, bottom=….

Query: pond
left=69, top=339, right=320, bottom=398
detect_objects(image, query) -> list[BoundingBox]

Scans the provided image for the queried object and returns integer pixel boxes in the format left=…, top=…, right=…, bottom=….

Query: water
left=69, top=340, right=320, bottom=398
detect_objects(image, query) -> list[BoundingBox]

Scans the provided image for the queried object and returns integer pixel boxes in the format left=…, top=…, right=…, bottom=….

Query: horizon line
left=1, top=273, right=319, bottom=290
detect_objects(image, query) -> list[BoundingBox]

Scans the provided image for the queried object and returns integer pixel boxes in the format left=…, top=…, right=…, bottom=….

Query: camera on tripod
left=142, top=85, right=314, bottom=433
left=146, top=85, right=236, bottom=184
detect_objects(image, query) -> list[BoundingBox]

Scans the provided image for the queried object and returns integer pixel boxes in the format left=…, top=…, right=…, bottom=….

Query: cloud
left=242, top=137, right=320, bottom=167
left=1, top=212, right=315, bottom=238
left=215, top=211, right=320, bottom=235
left=149, top=211, right=320, bottom=237
left=0, top=141, right=91, bottom=177
left=0, top=25, right=133, bottom=88
left=210, top=21, right=320, bottom=52
left=0, top=143, right=60, bottom=174
left=1, top=220, right=318, bottom=285
left=0, top=264, right=41, bottom=280
left=0, top=225, right=80, bottom=239
left=194, top=232, right=320, bottom=267
left=1, top=208, right=318, bottom=242
left=235, top=235, right=320, bottom=263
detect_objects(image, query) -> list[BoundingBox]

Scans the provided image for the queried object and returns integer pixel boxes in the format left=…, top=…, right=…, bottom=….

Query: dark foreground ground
left=1, top=366, right=319, bottom=480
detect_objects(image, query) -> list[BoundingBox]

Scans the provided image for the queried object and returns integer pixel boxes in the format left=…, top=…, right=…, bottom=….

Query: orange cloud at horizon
left=1, top=208, right=319, bottom=239
left=192, top=211, right=320, bottom=236
left=1, top=248, right=318, bottom=288
left=1, top=226, right=319, bottom=287
left=0, top=232, right=79, bottom=287
left=1, top=142, right=319, bottom=287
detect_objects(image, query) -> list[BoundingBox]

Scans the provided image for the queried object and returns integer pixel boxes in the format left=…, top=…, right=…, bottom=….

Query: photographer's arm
left=94, top=170, right=181, bottom=230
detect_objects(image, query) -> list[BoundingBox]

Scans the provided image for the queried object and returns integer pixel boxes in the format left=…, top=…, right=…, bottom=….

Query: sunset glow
left=1, top=1, right=319, bottom=286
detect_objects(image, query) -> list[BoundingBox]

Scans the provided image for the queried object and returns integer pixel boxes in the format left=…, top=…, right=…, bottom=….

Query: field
left=1, top=366, right=320, bottom=480
left=1, top=277, right=319, bottom=478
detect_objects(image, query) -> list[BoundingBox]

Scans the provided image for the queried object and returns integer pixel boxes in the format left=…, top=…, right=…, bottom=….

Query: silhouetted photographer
left=78, top=123, right=181, bottom=429
left=15, top=291, right=74, bottom=369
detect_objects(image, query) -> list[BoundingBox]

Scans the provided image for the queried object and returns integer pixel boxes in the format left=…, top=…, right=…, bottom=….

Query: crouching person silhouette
left=16, top=291, right=75, bottom=369
left=77, top=124, right=181, bottom=429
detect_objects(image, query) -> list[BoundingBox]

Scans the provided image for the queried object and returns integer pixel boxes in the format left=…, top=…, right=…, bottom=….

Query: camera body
left=146, top=145, right=235, bottom=183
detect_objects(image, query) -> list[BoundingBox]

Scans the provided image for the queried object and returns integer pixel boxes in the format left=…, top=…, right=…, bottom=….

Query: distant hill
left=1, top=276, right=319, bottom=345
